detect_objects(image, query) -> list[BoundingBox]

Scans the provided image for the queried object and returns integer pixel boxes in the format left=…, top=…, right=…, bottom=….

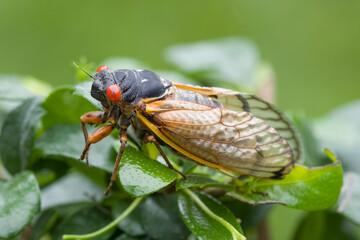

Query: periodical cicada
left=76, top=64, right=303, bottom=195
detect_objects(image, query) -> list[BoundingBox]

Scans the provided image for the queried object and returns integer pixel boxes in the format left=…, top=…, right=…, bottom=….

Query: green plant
left=0, top=39, right=358, bottom=240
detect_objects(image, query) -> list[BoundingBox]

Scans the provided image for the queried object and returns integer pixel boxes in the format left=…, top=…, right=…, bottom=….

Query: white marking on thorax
left=159, top=77, right=168, bottom=85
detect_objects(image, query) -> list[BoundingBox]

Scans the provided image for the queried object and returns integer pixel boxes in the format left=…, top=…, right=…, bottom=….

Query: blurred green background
left=1, top=0, right=359, bottom=117
left=1, top=1, right=359, bottom=239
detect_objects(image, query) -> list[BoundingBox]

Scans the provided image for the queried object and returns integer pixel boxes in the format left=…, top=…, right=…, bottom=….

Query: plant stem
left=62, top=197, right=144, bottom=240
left=182, top=188, right=246, bottom=240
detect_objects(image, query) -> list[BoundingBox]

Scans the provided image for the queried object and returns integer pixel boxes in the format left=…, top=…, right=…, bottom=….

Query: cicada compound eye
left=106, top=84, right=121, bottom=102
left=96, top=65, right=109, bottom=72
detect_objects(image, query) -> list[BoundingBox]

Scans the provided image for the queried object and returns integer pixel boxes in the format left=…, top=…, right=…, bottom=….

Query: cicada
left=77, top=64, right=303, bottom=195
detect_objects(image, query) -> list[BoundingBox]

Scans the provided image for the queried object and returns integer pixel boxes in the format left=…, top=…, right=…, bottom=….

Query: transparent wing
left=172, top=83, right=304, bottom=163
left=141, top=100, right=295, bottom=179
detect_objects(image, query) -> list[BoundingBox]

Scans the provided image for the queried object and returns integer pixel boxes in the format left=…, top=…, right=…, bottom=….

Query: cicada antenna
left=73, top=62, right=95, bottom=80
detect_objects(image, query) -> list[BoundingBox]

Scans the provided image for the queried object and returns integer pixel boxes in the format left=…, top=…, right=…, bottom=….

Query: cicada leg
left=80, top=111, right=113, bottom=167
left=105, top=128, right=127, bottom=196
left=144, top=135, right=186, bottom=179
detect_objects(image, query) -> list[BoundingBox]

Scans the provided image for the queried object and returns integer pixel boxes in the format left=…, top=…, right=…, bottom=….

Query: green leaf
left=178, top=191, right=242, bottom=240
left=336, top=172, right=360, bottom=225
left=268, top=205, right=306, bottom=240
left=292, top=211, right=359, bottom=240
left=314, top=100, right=360, bottom=173
left=52, top=206, right=114, bottom=240
left=176, top=175, right=228, bottom=190
left=0, top=97, right=44, bottom=174
left=222, top=199, right=272, bottom=231
left=34, top=122, right=178, bottom=197
left=118, top=146, right=178, bottom=197
left=41, top=172, right=105, bottom=210
left=34, top=124, right=116, bottom=173
left=140, top=194, right=190, bottom=240
left=0, top=75, right=48, bottom=136
left=0, top=171, right=41, bottom=239
left=141, top=142, right=159, bottom=160
left=0, top=75, right=34, bottom=113
left=34, top=168, right=57, bottom=187
left=67, top=160, right=108, bottom=189
left=165, top=37, right=259, bottom=88
left=41, top=87, right=96, bottom=130
left=292, top=211, right=325, bottom=240
left=21, top=76, right=52, bottom=95
left=112, top=200, right=146, bottom=237
left=31, top=209, right=59, bottom=240
left=73, top=81, right=102, bottom=109
left=32, top=158, right=69, bottom=185
left=227, top=150, right=343, bottom=210
left=181, top=160, right=198, bottom=175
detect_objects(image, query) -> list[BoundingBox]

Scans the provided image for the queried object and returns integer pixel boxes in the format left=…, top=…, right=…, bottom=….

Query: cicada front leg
left=80, top=111, right=114, bottom=167
left=105, top=128, right=127, bottom=196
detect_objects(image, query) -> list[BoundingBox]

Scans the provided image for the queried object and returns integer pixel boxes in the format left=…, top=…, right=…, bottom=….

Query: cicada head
left=91, top=68, right=116, bottom=108
left=91, top=66, right=141, bottom=108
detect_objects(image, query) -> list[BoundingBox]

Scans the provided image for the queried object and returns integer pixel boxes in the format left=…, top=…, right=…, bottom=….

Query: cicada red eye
left=106, top=84, right=121, bottom=102
left=96, top=65, right=109, bottom=72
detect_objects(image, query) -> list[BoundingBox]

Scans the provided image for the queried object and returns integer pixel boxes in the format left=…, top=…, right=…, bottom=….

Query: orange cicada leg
left=144, top=135, right=186, bottom=179
left=80, top=111, right=113, bottom=167
left=105, top=128, right=127, bottom=196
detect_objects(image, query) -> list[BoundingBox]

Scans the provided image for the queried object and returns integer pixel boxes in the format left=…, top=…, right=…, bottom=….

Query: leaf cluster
left=0, top=38, right=357, bottom=240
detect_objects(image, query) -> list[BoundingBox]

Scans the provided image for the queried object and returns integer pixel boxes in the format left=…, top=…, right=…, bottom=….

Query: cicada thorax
left=113, top=69, right=172, bottom=103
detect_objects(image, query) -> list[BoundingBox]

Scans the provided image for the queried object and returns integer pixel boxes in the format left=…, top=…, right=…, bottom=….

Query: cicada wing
left=139, top=100, right=294, bottom=179
left=172, top=83, right=304, bottom=163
